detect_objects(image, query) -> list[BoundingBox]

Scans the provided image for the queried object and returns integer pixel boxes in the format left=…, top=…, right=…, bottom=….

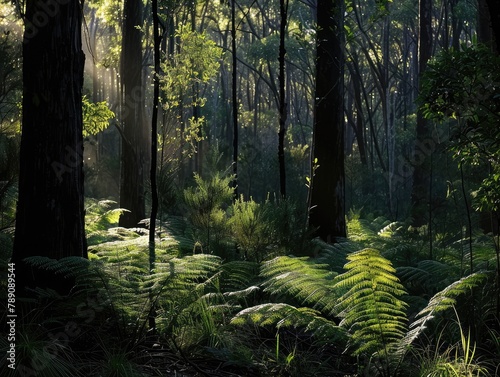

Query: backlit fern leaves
left=400, top=271, right=488, bottom=352
left=260, top=255, right=338, bottom=313
left=333, top=248, right=408, bottom=356
left=23, top=256, right=92, bottom=279
left=233, top=249, right=412, bottom=359
left=231, top=303, right=346, bottom=341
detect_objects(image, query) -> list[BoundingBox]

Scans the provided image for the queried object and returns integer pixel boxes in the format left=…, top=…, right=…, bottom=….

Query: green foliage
left=401, top=272, right=488, bottom=351
left=419, top=44, right=500, bottom=126
left=229, top=196, right=268, bottom=261
left=414, top=310, right=490, bottom=377
left=247, top=33, right=280, bottom=64
left=231, top=303, right=345, bottom=341
left=0, top=29, right=21, bottom=230
left=260, top=255, right=337, bottom=312
left=82, top=96, right=115, bottom=137
left=333, top=248, right=408, bottom=357
left=183, top=172, right=234, bottom=254
left=0, top=328, right=84, bottom=377
left=85, top=199, right=131, bottom=245
left=229, top=196, right=309, bottom=262
left=419, top=44, right=500, bottom=213
left=160, top=25, right=222, bottom=109
left=9, top=206, right=499, bottom=376
left=90, top=348, right=145, bottom=377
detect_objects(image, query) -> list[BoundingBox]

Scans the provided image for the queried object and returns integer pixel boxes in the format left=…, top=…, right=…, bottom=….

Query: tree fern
left=219, top=260, right=260, bottom=291
left=231, top=303, right=346, bottom=341
left=23, top=256, right=91, bottom=278
left=315, top=238, right=360, bottom=273
left=332, top=248, right=408, bottom=358
left=397, top=259, right=458, bottom=293
left=399, top=271, right=488, bottom=352
left=260, top=255, right=338, bottom=314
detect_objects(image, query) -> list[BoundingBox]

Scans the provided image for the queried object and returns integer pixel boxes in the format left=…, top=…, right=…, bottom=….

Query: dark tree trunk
left=148, top=0, right=161, bottom=331
left=483, top=0, right=500, bottom=52
left=308, top=0, right=346, bottom=242
left=278, top=0, right=288, bottom=198
left=13, top=0, right=87, bottom=292
left=231, top=0, right=238, bottom=195
left=119, top=0, right=146, bottom=227
left=410, top=0, right=433, bottom=227
left=478, top=0, right=493, bottom=46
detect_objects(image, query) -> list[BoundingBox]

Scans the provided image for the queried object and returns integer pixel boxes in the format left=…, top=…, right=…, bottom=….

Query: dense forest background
left=1, top=0, right=500, bottom=375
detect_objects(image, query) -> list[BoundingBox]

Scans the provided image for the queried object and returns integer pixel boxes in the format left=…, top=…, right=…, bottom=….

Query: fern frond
left=332, top=248, right=408, bottom=356
left=399, top=271, right=488, bottom=353
left=397, top=260, right=457, bottom=291
left=23, top=256, right=91, bottom=279
left=378, top=221, right=405, bottom=238
left=231, top=303, right=346, bottom=340
left=220, top=260, right=259, bottom=291
left=315, top=238, right=360, bottom=273
left=260, top=256, right=338, bottom=313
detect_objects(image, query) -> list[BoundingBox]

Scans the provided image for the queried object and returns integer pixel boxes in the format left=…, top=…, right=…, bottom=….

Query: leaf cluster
left=160, top=25, right=222, bottom=109
left=82, top=96, right=115, bottom=138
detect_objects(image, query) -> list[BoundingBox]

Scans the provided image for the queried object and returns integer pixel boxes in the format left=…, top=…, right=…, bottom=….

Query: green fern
left=85, top=199, right=130, bottom=245
left=397, top=259, right=458, bottom=292
left=260, top=255, right=338, bottom=314
left=231, top=303, right=346, bottom=341
left=183, top=172, right=234, bottom=254
left=315, top=238, right=362, bottom=273
left=219, top=260, right=260, bottom=291
left=332, top=248, right=408, bottom=357
left=399, top=271, right=488, bottom=352
left=23, top=256, right=91, bottom=278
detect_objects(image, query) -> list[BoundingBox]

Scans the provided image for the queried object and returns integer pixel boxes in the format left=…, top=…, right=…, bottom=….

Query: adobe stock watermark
left=390, top=125, right=449, bottom=187
left=23, top=0, right=71, bottom=44
left=50, top=141, right=85, bottom=183
left=5, top=262, right=16, bottom=371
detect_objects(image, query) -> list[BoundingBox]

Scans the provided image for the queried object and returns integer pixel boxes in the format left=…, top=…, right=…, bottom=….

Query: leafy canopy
left=419, top=44, right=500, bottom=212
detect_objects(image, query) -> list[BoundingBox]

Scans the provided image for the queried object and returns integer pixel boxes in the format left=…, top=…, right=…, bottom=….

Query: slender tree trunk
left=13, top=0, right=87, bottom=292
left=410, top=0, right=432, bottom=227
left=278, top=0, right=288, bottom=198
left=148, top=0, right=161, bottom=332
left=308, top=0, right=346, bottom=242
left=485, top=0, right=500, bottom=52
left=231, top=0, right=238, bottom=195
left=119, top=0, right=146, bottom=227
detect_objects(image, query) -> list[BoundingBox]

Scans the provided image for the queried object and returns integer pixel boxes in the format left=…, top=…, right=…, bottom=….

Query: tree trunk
left=410, top=0, right=433, bottom=227
left=485, top=0, right=500, bottom=52
left=119, top=0, right=146, bottom=227
left=231, top=0, right=239, bottom=195
left=13, top=0, right=87, bottom=292
left=278, top=0, right=288, bottom=199
left=308, top=0, right=346, bottom=242
left=148, top=0, right=161, bottom=331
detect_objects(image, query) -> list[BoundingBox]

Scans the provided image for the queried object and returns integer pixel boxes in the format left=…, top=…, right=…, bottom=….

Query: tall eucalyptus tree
left=119, top=0, right=147, bottom=227
left=308, top=0, right=346, bottom=241
left=13, top=0, right=87, bottom=292
left=410, top=0, right=433, bottom=228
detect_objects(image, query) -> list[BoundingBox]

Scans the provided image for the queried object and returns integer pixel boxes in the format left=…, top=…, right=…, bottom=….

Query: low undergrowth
left=1, top=196, right=499, bottom=376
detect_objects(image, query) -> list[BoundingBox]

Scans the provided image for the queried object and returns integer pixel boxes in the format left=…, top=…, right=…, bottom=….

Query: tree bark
left=13, top=0, right=87, bottom=292
left=308, top=0, right=346, bottom=242
left=119, top=0, right=146, bottom=227
left=485, top=0, right=500, bottom=52
left=410, top=0, right=433, bottom=227
left=231, top=0, right=239, bottom=195
left=278, top=0, right=288, bottom=199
